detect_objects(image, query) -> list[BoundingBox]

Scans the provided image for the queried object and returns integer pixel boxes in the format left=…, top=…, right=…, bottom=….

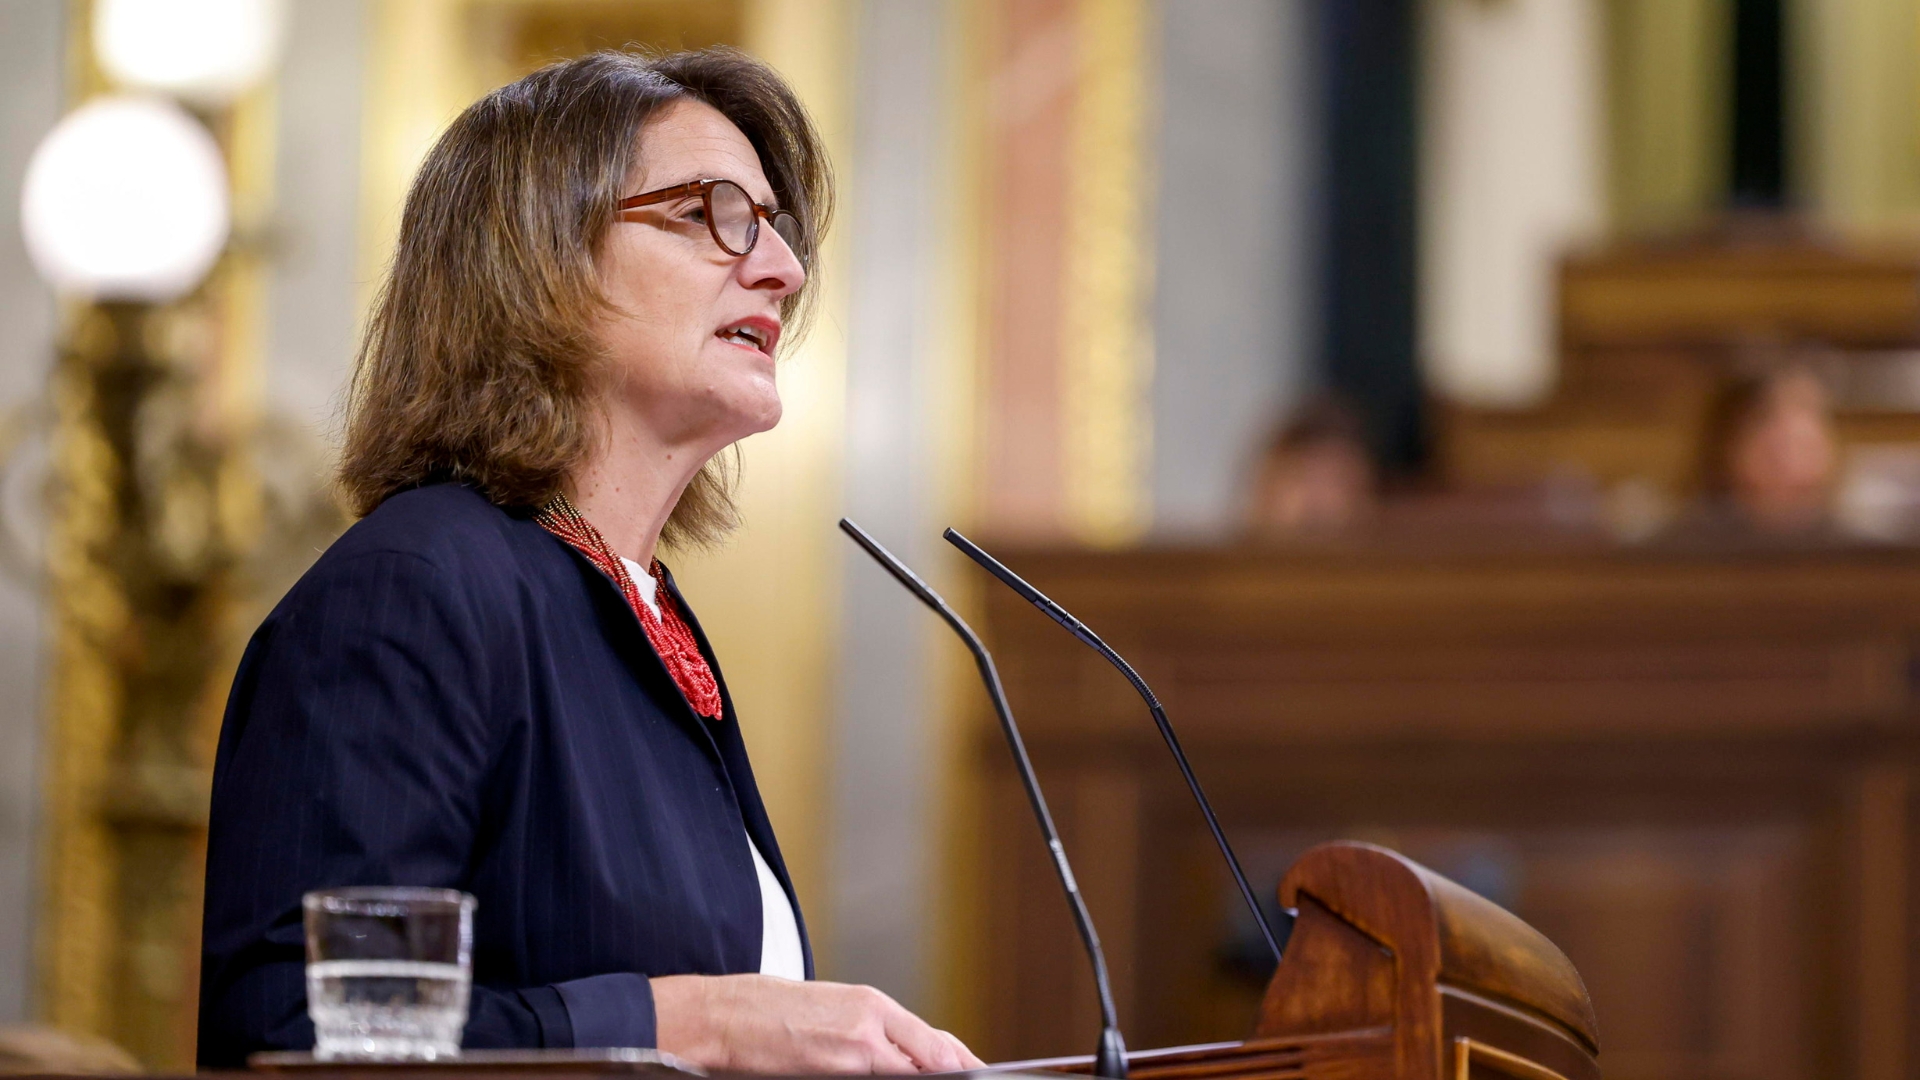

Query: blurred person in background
left=1245, top=396, right=1379, bottom=539
left=1696, top=363, right=1840, bottom=535
left=196, top=48, right=980, bottom=1074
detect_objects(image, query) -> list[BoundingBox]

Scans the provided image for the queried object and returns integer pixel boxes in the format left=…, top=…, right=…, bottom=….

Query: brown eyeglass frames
left=617, top=178, right=806, bottom=267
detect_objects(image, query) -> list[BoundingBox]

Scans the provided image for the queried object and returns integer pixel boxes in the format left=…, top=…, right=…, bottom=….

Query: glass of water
left=304, top=887, right=476, bottom=1061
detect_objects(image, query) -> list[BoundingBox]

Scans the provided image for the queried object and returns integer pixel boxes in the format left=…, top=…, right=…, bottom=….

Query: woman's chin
left=740, top=401, right=782, bottom=437
left=737, top=374, right=783, bottom=433
left=718, top=385, right=782, bottom=440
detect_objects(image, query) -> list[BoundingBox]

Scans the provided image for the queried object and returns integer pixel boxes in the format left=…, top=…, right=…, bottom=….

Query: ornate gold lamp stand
left=14, top=3, right=335, bottom=1067
left=39, top=296, right=256, bottom=1067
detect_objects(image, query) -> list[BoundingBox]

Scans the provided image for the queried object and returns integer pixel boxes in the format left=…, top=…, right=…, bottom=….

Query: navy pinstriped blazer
left=197, top=483, right=810, bottom=1067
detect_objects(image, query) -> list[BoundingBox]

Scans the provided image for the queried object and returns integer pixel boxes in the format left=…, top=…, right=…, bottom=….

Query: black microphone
left=839, top=519, right=1128, bottom=1079
left=943, top=528, right=1287, bottom=965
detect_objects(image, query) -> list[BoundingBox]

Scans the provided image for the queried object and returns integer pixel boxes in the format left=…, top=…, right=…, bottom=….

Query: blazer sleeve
left=196, top=549, right=656, bottom=1066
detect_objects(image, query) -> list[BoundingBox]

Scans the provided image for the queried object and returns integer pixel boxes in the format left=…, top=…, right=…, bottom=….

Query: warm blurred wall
left=0, top=0, right=61, bottom=1028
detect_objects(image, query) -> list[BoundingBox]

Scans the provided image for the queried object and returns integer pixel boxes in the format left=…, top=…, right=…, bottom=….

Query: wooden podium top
left=1260, top=842, right=1597, bottom=1080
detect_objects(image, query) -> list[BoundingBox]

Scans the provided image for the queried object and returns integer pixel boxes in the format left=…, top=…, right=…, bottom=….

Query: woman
left=1698, top=363, right=1838, bottom=534
left=198, top=48, right=981, bottom=1074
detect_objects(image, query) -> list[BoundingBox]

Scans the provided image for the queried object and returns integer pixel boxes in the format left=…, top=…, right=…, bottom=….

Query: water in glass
left=307, top=959, right=470, bottom=1060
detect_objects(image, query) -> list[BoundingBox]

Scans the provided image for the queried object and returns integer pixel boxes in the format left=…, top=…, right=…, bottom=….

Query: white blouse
left=622, top=559, right=806, bottom=980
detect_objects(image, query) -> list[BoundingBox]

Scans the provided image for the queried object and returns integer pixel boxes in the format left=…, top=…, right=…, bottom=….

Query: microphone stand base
left=1094, top=1026, right=1128, bottom=1079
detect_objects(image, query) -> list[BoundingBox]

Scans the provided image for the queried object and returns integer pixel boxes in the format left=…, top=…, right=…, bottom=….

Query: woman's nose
left=742, top=227, right=806, bottom=298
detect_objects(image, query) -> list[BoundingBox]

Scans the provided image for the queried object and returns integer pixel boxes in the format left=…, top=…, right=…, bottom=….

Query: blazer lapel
left=658, top=564, right=816, bottom=979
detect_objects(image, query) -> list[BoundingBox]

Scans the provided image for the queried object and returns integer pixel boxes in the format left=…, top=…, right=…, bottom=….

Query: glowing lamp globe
left=20, top=96, right=230, bottom=302
left=94, top=0, right=288, bottom=105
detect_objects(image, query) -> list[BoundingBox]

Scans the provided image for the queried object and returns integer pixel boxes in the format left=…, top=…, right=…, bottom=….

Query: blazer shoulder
left=326, top=484, right=539, bottom=574
left=280, top=485, right=571, bottom=625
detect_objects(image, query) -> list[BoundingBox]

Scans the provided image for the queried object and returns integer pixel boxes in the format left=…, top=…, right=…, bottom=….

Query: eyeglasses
left=618, top=178, right=806, bottom=267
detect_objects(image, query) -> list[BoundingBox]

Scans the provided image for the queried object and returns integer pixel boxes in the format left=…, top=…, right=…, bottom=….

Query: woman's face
left=1729, top=369, right=1837, bottom=529
left=593, top=98, right=806, bottom=457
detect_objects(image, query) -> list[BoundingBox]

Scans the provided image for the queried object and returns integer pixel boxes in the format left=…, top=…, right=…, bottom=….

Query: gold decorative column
left=1059, top=0, right=1156, bottom=547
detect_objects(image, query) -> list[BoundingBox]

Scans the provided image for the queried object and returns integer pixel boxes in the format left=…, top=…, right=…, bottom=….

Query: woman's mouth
left=716, top=318, right=779, bottom=357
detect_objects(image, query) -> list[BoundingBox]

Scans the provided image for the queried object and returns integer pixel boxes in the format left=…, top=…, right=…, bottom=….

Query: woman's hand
left=651, top=974, right=985, bottom=1074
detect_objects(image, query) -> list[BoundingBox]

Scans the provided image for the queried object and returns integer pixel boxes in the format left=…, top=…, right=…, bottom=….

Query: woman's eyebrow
left=709, top=171, right=781, bottom=208
left=637, top=171, right=781, bottom=209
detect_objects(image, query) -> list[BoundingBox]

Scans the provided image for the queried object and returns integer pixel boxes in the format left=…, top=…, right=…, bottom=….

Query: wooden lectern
left=1059, top=841, right=1599, bottom=1080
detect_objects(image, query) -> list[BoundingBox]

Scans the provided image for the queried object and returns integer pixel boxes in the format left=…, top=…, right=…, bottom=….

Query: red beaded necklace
left=535, top=492, right=724, bottom=720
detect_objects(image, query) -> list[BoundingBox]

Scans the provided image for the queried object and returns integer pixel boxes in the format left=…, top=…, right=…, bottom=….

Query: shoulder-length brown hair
left=338, top=48, right=832, bottom=547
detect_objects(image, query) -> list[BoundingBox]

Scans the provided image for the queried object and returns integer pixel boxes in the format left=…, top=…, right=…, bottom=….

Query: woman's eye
left=670, top=202, right=706, bottom=224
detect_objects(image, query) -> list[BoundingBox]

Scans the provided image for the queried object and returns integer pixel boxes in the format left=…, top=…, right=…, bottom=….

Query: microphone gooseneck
left=943, top=528, right=1286, bottom=966
left=839, top=519, right=1128, bottom=1079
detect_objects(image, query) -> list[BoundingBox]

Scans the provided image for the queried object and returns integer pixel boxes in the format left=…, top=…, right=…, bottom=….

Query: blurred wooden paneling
left=1561, top=243, right=1920, bottom=350
left=1439, top=235, right=1920, bottom=493
left=971, top=541, right=1920, bottom=1080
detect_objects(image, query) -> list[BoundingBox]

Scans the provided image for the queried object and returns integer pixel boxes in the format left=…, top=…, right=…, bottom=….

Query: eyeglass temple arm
left=617, top=180, right=710, bottom=211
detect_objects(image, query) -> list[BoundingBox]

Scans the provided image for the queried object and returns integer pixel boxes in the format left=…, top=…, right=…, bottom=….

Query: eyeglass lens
left=770, top=212, right=803, bottom=262
left=707, top=180, right=758, bottom=256
left=707, top=180, right=804, bottom=264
